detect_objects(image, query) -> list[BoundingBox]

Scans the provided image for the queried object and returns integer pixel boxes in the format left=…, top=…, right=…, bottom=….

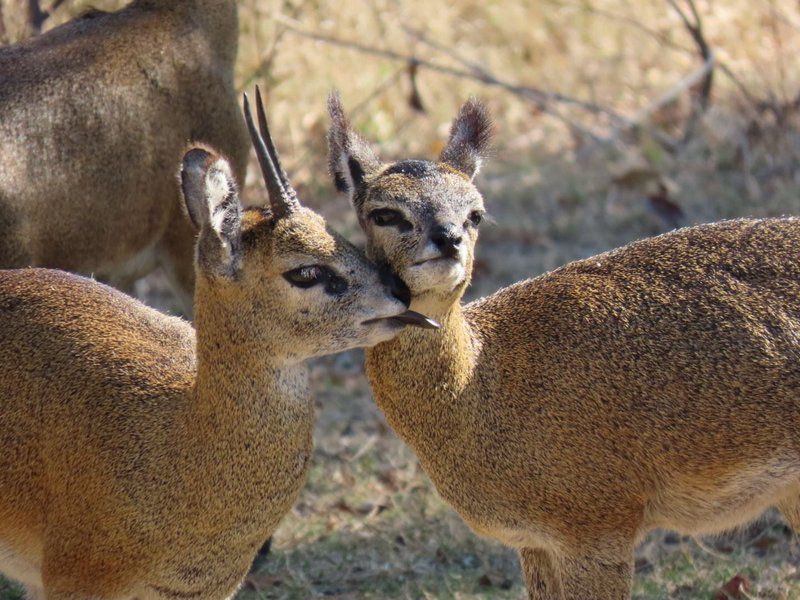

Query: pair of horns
left=243, top=86, right=300, bottom=219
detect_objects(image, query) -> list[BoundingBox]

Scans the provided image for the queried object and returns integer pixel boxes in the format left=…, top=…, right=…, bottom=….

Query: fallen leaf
left=713, top=573, right=751, bottom=600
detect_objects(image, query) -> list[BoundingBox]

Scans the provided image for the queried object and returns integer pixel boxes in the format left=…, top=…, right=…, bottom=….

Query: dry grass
left=4, top=0, right=800, bottom=597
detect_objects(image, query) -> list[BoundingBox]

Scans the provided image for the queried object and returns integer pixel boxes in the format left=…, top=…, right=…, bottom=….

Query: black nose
left=431, top=223, right=462, bottom=255
left=379, top=263, right=411, bottom=307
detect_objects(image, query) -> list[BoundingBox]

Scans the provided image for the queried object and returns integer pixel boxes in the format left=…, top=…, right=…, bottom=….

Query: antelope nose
left=431, top=223, right=462, bottom=254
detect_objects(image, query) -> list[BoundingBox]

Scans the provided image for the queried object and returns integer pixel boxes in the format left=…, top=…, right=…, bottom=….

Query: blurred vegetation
left=3, top=0, right=800, bottom=597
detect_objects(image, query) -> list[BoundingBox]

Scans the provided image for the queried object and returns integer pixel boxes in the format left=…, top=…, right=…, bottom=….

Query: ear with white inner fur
left=326, top=92, right=382, bottom=200
left=438, top=98, right=493, bottom=180
left=180, top=147, right=243, bottom=278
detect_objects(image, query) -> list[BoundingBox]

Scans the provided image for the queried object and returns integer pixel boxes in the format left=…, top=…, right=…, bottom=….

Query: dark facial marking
left=369, top=208, right=413, bottom=232
left=283, top=265, right=348, bottom=295
left=383, top=160, right=434, bottom=179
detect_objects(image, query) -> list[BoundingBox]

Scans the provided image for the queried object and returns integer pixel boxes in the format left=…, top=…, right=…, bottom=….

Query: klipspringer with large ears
left=332, top=94, right=800, bottom=600
left=326, top=95, right=493, bottom=305
left=0, top=85, right=440, bottom=599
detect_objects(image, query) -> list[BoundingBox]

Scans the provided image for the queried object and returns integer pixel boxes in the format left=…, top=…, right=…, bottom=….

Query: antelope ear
left=326, top=92, right=382, bottom=201
left=180, top=147, right=243, bottom=278
left=439, top=98, right=493, bottom=179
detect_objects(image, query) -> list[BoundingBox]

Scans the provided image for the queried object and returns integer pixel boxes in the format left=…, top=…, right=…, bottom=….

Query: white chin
left=362, top=320, right=406, bottom=346
left=405, top=260, right=465, bottom=294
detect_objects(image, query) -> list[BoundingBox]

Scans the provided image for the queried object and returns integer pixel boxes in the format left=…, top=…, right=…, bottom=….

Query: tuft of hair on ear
left=326, top=91, right=381, bottom=199
left=179, top=144, right=243, bottom=278
left=438, top=97, right=493, bottom=180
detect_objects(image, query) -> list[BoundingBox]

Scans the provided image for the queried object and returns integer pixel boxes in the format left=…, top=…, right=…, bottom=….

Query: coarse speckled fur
left=0, top=133, right=411, bottom=598
left=328, top=95, right=800, bottom=599
left=0, top=0, right=248, bottom=313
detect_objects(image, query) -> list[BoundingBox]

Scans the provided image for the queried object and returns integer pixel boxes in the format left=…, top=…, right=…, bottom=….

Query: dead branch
left=274, top=14, right=627, bottom=144
left=401, top=24, right=634, bottom=129
left=630, top=52, right=714, bottom=126
left=666, top=0, right=714, bottom=141
left=554, top=0, right=761, bottom=117
left=401, top=24, right=687, bottom=149
left=240, top=0, right=314, bottom=90
left=551, top=0, right=693, bottom=56
left=273, top=14, right=711, bottom=150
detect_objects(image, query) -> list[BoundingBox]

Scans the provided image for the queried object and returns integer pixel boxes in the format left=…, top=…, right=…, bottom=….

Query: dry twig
left=241, top=0, right=314, bottom=90
left=666, top=0, right=714, bottom=141
left=274, top=13, right=625, bottom=144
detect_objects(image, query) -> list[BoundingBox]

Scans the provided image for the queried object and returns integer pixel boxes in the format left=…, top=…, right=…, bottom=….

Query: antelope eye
left=282, top=265, right=349, bottom=295
left=467, top=210, right=484, bottom=227
left=283, top=265, right=326, bottom=288
left=369, top=208, right=411, bottom=231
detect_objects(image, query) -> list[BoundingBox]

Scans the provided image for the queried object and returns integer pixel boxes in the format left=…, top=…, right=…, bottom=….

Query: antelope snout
left=430, top=222, right=463, bottom=257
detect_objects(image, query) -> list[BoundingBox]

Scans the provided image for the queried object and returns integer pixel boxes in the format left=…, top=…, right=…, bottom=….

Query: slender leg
left=519, top=547, right=563, bottom=600
left=158, top=214, right=197, bottom=318
left=559, top=551, right=634, bottom=600
left=778, top=496, right=800, bottom=533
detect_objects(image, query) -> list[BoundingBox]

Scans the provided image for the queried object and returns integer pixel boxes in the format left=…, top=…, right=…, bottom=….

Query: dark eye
left=467, top=210, right=484, bottom=227
left=324, top=273, right=348, bottom=295
left=283, top=265, right=325, bottom=288
left=369, top=208, right=412, bottom=231
left=283, top=265, right=349, bottom=295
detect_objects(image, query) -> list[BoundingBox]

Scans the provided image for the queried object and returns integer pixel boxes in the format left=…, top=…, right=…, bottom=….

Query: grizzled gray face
left=355, top=161, right=485, bottom=296
left=327, top=93, right=493, bottom=298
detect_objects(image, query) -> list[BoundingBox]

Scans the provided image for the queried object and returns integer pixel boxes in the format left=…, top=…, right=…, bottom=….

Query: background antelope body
left=0, top=0, right=248, bottom=313
left=328, top=92, right=800, bottom=598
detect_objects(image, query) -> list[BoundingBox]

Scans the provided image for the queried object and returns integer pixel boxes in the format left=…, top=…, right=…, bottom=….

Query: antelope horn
left=255, top=85, right=299, bottom=207
left=242, top=91, right=296, bottom=219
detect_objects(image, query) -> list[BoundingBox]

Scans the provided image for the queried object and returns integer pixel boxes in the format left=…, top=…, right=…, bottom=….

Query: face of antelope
left=326, top=95, right=493, bottom=303
left=180, top=89, right=436, bottom=362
